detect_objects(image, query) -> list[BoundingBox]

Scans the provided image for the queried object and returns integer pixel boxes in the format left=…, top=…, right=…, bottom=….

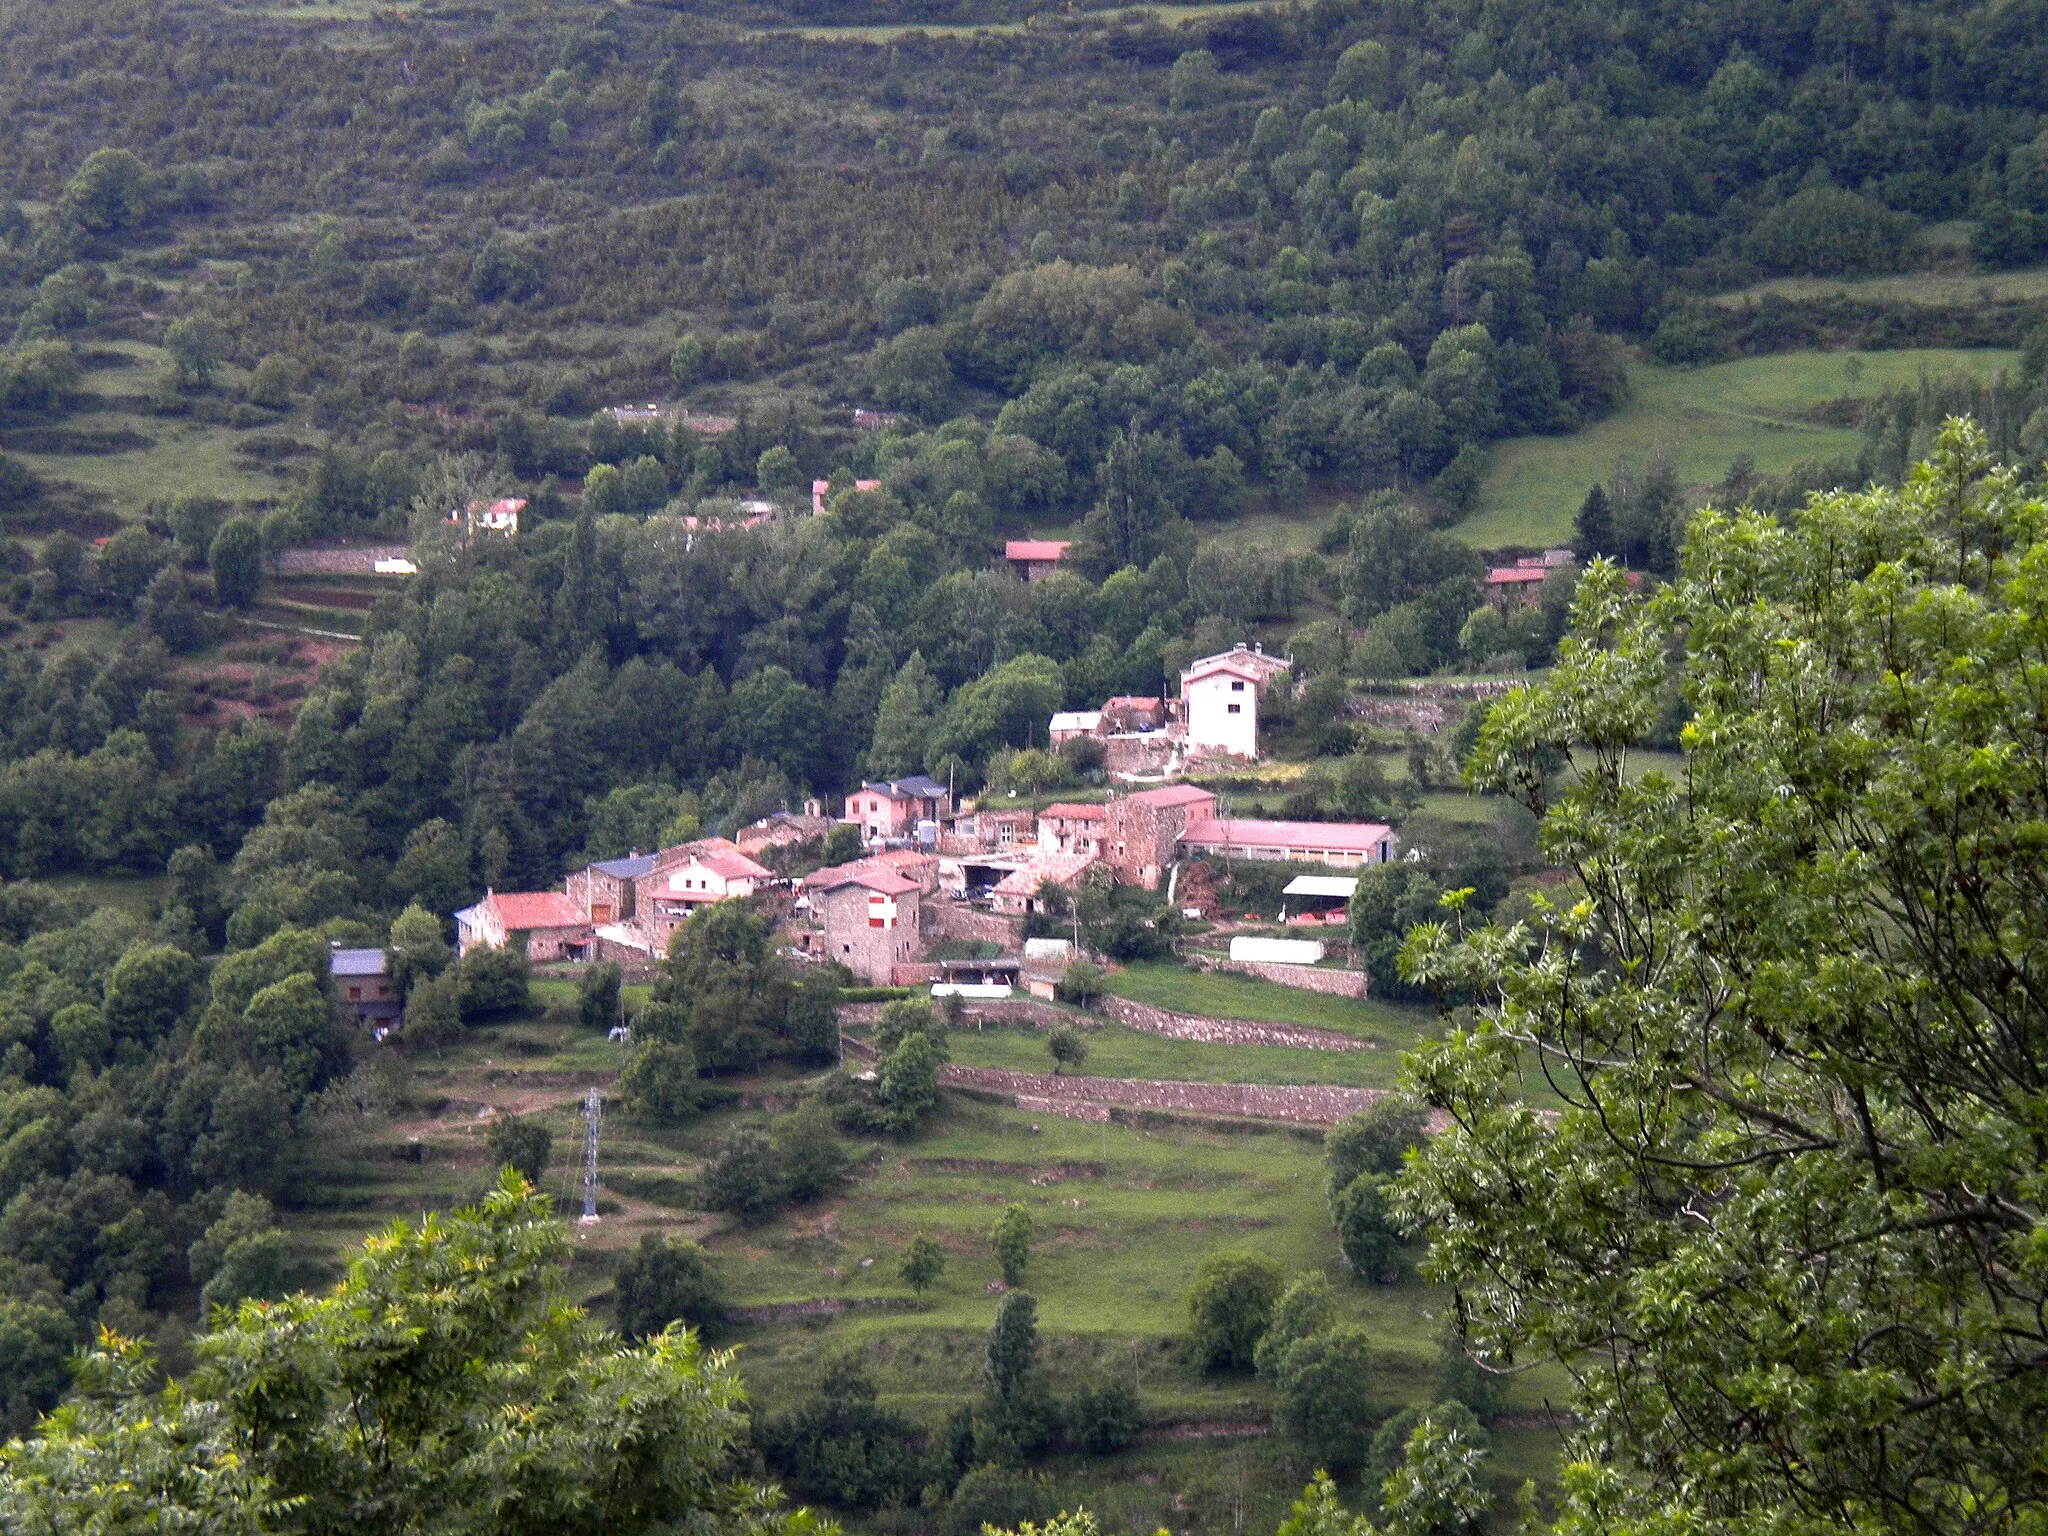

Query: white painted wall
left=1184, top=671, right=1259, bottom=757
left=1229, top=936, right=1325, bottom=964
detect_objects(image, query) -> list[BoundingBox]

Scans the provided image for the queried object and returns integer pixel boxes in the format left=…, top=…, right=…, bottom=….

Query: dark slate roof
left=591, top=853, right=658, bottom=879
left=330, top=948, right=388, bottom=978
left=890, top=774, right=951, bottom=799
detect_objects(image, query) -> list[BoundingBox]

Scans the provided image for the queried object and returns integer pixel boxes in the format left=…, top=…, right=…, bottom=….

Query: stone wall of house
left=924, top=901, right=1018, bottom=947
left=819, top=884, right=924, bottom=985
left=1104, top=799, right=1190, bottom=889
left=565, top=867, right=635, bottom=924
left=1102, top=735, right=1178, bottom=777
left=1212, top=961, right=1369, bottom=997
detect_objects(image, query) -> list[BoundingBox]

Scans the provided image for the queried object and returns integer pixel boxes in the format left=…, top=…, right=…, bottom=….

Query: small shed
left=1282, top=875, right=1357, bottom=925
left=932, top=957, right=1020, bottom=999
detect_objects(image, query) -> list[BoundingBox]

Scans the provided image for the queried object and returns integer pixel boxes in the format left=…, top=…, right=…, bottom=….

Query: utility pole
left=579, top=1087, right=602, bottom=1224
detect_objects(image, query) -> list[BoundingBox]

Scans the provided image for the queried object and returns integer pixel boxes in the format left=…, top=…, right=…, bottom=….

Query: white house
left=1179, top=644, right=1290, bottom=759
left=641, top=844, right=773, bottom=941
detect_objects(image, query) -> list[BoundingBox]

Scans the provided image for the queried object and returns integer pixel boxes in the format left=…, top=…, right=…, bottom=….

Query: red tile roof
left=1485, top=566, right=1551, bottom=585
left=1005, top=540, right=1071, bottom=563
left=1122, top=784, right=1218, bottom=810
left=485, top=891, right=587, bottom=929
left=1042, top=802, right=1106, bottom=820
left=692, top=848, right=772, bottom=881
left=804, top=861, right=921, bottom=895
left=1180, top=818, right=1392, bottom=854
left=873, top=850, right=938, bottom=870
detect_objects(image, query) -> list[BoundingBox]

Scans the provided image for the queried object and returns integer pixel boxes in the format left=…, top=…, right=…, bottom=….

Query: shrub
left=1055, top=961, right=1105, bottom=1007
left=614, top=1231, right=724, bottom=1340
left=577, top=962, right=622, bottom=1031
left=1324, top=1099, right=1429, bottom=1202
left=1333, top=1173, right=1400, bottom=1281
left=619, top=1038, right=699, bottom=1123
left=1186, top=1249, right=1285, bottom=1370
left=991, top=1202, right=1034, bottom=1286
left=1069, top=1378, right=1140, bottom=1454
left=1270, top=1324, right=1387, bottom=1466
left=485, top=1114, right=552, bottom=1187
left=697, top=1126, right=786, bottom=1218
left=456, top=946, right=529, bottom=1018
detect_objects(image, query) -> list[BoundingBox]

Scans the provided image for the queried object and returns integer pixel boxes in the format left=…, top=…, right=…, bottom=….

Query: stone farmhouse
left=801, top=860, right=925, bottom=985
left=1049, top=644, right=1294, bottom=774
left=455, top=890, right=590, bottom=961
left=844, top=774, right=952, bottom=844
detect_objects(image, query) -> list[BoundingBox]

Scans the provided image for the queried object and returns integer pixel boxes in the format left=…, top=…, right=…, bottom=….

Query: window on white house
left=1230, top=680, right=1244, bottom=691
left=1227, top=703, right=1241, bottom=714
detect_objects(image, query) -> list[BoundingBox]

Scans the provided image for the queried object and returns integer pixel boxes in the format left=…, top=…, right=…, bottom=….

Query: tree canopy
left=1401, top=418, right=2048, bottom=1534
left=0, top=1174, right=832, bottom=1536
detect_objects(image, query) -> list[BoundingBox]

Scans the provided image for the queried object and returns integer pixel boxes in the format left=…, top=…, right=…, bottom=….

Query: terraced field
left=293, top=967, right=1554, bottom=1534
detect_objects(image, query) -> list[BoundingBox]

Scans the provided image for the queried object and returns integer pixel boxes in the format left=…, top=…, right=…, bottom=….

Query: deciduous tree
left=1400, top=421, right=2048, bottom=1534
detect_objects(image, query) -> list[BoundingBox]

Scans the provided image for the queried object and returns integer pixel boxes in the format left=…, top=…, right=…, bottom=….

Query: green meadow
left=1459, top=346, right=2022, bottom=549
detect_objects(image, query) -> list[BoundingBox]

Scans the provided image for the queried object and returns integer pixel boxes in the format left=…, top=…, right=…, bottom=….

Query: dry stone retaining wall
left=925, top=902, right=1019, bottom=946
left=274, top=543, right=412, bottom=575
left=1212, top=961, right=1368, bottom=998
left=1096, top=995, right=1371, bottom=1051
left=1015, top=1094, right=1111, bottom=1123
left=940, top=1065, right=1395, bottom=1126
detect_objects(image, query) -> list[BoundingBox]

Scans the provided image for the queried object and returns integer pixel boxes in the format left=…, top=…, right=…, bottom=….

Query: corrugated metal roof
left=1284, top=875, right=1359, bottom=898
left=330, top=948, right=387, bottom=977
left=1183, top=818, right=1391, bottom=853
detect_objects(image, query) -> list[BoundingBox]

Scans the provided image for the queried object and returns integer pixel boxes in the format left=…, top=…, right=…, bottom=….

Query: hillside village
left=5, top=0, right=2046, bottom=1527
left=427, top=640, right=1396, bottom=1001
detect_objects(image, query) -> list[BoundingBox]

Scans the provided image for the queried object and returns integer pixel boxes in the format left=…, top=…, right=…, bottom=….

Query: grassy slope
left=942, top=1018, right=1409, bottom=1088
left=1458, top=346, right=2021, bottom=549
left=9, top=343, right=296, bottom=520
left=298, top=1001, right=1560, bottom=1531
left=1703, top=263, right=2048, bottom=307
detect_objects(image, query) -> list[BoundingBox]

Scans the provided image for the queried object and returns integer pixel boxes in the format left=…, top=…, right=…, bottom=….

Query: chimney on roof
left=329, top=939, right=341, bottom=951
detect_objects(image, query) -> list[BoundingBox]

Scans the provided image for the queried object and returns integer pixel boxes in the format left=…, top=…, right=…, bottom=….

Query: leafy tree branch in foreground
left=1399, top=418, right=2048, bottom=1535
left=0, top=1172, right=835, bottom=1536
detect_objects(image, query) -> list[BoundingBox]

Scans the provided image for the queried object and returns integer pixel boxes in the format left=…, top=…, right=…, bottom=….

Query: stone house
left=1048, top=710, right=1101, bottom=745
left=1003, top=539, right=1071, bottom=582
left=565, top=852, right=655, bottom=926
left=737, top=809, right=834, bottom=856
left=990, top=852, right=1099, bottom=916
left=330, top=945, right=401, bottom=1026
left=1104, top=784, right=1218, bottom=890
left=632, top=838, right=774, bottom=951
left=1099, top=696, right=1169, bottom=733
left=1180, top=645, right=1289, bottom=760
left=454, top=890, right=591, bottom=961
left=803, top=861, right=925, bottom=985
left=955, top=807, right=1038, bottom=851
left=844, top=775, right=951, bottom=842
left=1038, top=802, right=1106, bottom=856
